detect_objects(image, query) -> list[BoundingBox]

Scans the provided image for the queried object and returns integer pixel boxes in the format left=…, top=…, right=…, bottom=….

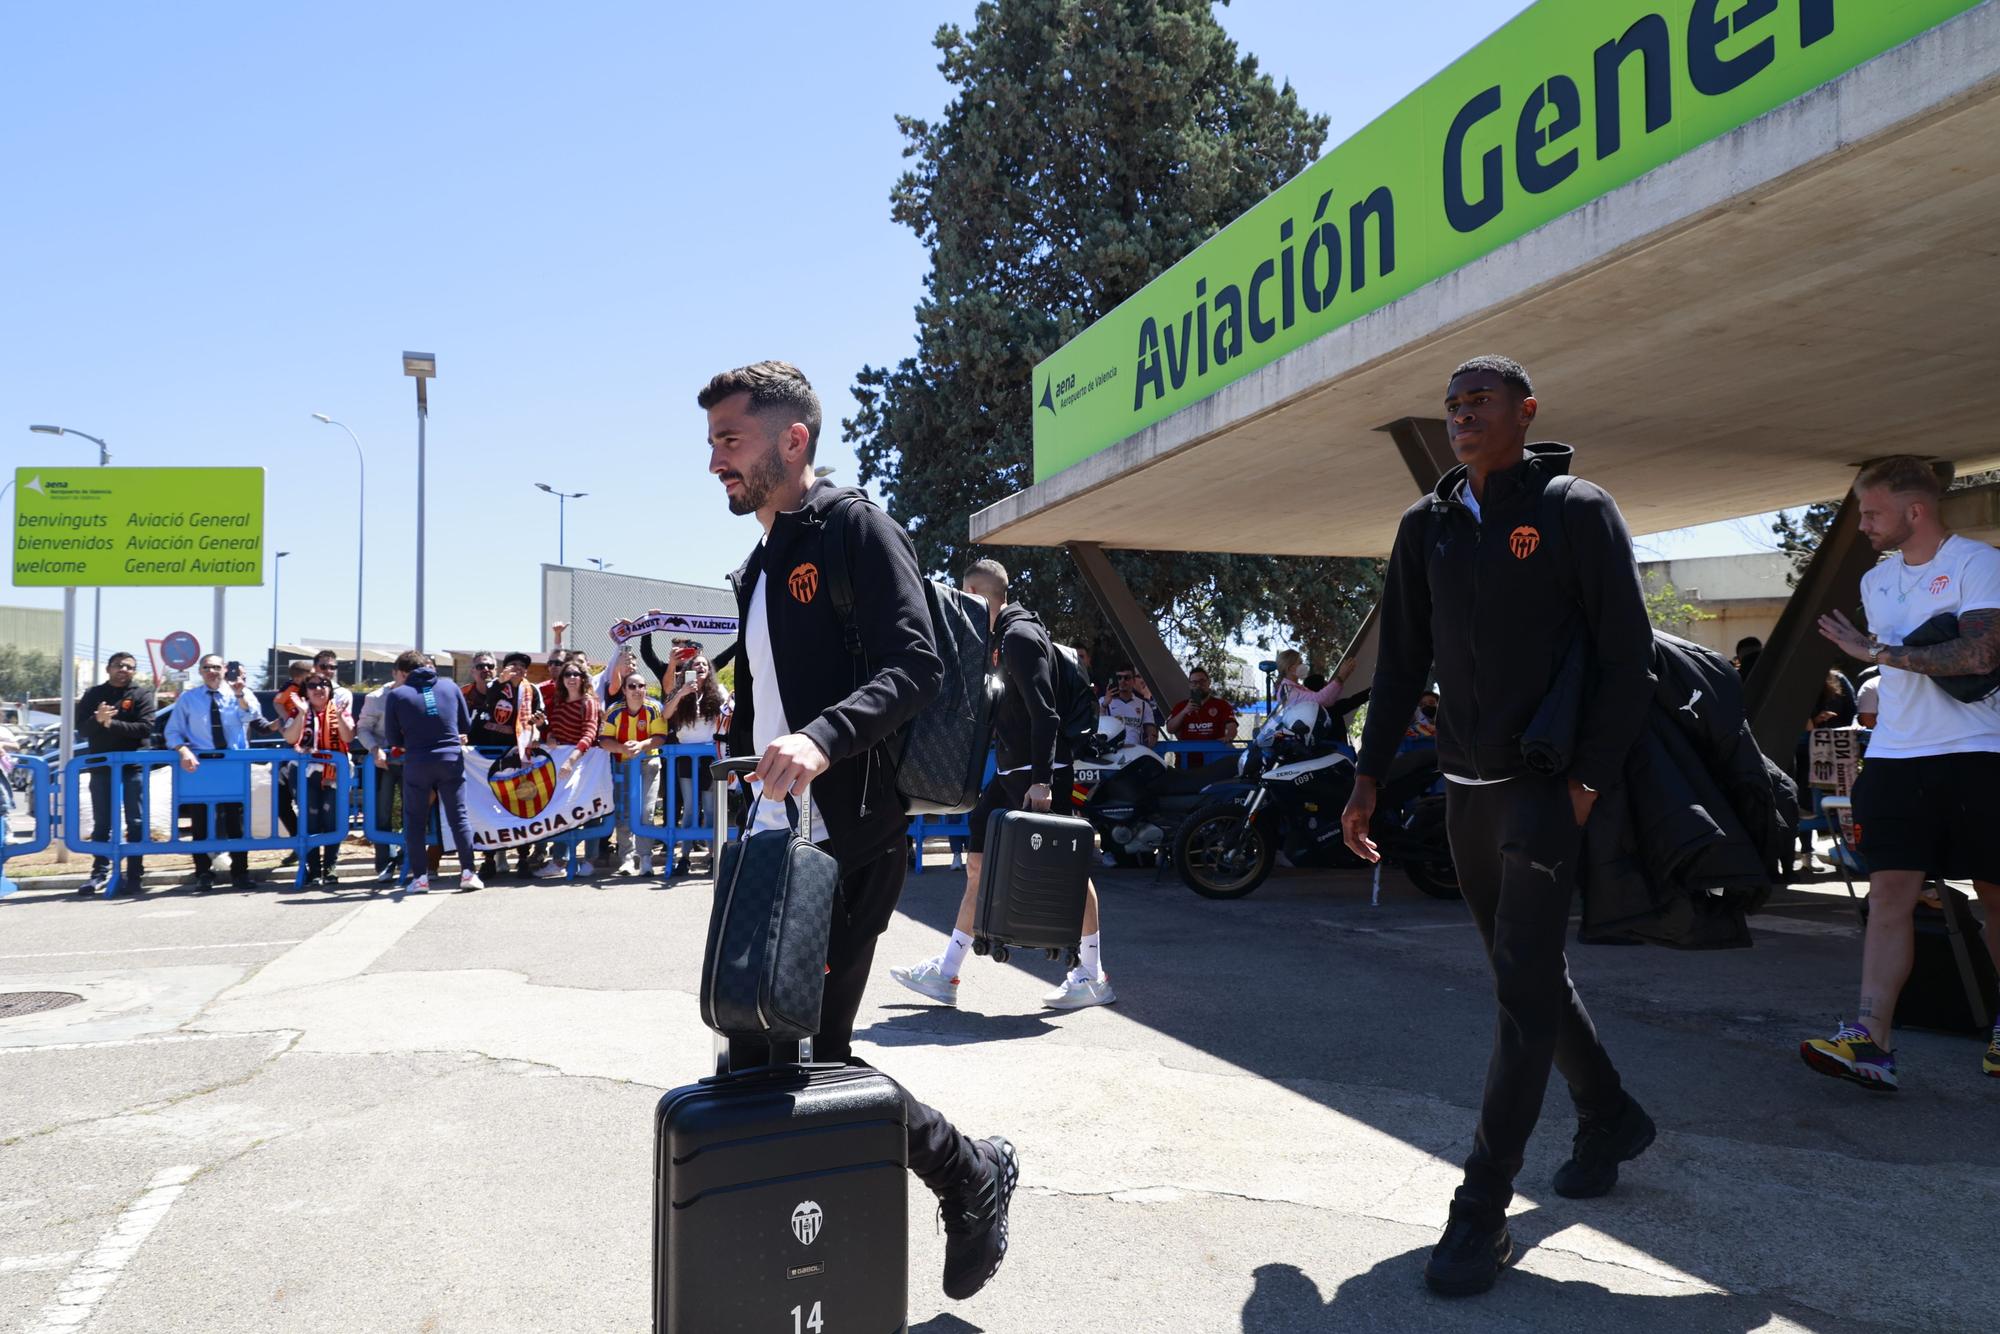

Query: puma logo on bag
left=1529, top=859, right=1563, bottom=881
left=1679, top=689, right=1703, bottom=720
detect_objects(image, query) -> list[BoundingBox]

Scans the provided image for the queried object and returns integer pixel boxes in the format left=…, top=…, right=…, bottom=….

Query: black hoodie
left=990, top=604, right=1061, bottom=785
left=1356, top=442, right=1654, bottom=792
left=727, top=480, right=943, bottom=864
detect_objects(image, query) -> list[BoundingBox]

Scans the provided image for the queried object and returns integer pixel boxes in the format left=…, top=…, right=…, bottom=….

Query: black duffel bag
left=699, top=758, right=839, bottom=1041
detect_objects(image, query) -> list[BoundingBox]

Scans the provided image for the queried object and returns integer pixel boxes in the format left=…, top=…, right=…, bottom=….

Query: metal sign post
left=56, top=587, right=75, bottom=864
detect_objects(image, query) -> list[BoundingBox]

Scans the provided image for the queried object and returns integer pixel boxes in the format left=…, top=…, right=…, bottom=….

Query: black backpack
left=1010, top=611, right=1096, bottom=748
left=824, top=496, right=994, bottom=815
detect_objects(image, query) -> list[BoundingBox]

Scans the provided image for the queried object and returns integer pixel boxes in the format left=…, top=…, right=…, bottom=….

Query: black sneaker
left=1552, top=1094, right=1656, bottom=1199
left=939, top=1136, right=1019, bottom=1301
left=194, top=871, right=217, bottom=892
left=1424, top=1204, right=1513, bottom=1296
left=79, top=877, right=105, bottom=896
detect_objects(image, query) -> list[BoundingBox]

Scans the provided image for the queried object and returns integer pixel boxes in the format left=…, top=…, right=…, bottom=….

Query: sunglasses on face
left=474, top=663, right=496, bottom=671
left=560, top=671, right=585, bottom=680
left=307, top=684, right=330, bottom=692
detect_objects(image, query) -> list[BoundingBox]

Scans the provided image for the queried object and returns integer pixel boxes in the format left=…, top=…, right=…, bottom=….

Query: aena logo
left=791, top=1200, right=823, bottom=1246
left=25, top=476, right=45, bottom=496
left=1039, top=379, right=1056, bottom=415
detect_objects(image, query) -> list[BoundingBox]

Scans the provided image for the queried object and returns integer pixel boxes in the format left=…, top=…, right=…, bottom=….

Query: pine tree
left=845, top=0, right=1379, bottom=680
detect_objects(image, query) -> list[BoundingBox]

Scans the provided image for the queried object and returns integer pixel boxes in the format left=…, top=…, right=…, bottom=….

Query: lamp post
left=311, top=414, right=366, bottom=685
left=272, top=550, right=291, bottom=684
left=29, top=424, right=110, bottom=685
left=402, top=352, right=436, bottom=649
left=534, top=483, right=587, bottom=566
left=587, top=557, right=612, bottom=572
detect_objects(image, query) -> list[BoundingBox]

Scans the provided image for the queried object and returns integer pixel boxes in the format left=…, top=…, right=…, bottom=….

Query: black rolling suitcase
left=973, top=808, right=1093, bottom=963
left=654, top=758, right=910, bottom=1333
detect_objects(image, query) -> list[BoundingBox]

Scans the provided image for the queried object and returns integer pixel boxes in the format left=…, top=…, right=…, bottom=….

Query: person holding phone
left=663, top=651, right=729, bottom=873
left=282, top=674, right=354, bottom=886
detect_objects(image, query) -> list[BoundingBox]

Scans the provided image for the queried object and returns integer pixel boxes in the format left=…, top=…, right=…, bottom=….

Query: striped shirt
left=544, top=692, right=601, bottom=749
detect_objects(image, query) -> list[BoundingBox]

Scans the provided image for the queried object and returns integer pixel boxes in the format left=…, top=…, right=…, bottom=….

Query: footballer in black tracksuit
left=1350, top=360, right=1657, bottom=1294
left=967, top=603, right=1069, bottom=845
left=724, top=478, right=983, bottom=1180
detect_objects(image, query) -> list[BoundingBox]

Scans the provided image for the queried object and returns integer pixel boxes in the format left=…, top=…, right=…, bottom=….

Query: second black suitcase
left=653, top=1048, right=909, bottom=1333
left=1857, top=886, right=1999, bottom=1033
left=973, top=808, right=1093, bottom=962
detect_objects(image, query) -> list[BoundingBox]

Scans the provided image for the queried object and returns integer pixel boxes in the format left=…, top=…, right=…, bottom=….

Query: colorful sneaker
left=1042, top=972, right=1116, bottom=1010
left=1984, top=1025, right=1999, bottom=1078
left=889, top=957, right=959, bottom=1007
left=1800, top=1021, right=1898, bottom=1092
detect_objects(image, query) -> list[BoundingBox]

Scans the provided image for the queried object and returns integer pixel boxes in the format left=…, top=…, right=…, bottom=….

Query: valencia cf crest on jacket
left=487, top=747, right=559, bottom=819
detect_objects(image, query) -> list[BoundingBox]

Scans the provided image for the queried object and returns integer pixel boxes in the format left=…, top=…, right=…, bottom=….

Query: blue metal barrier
left=61, top=748, right=350, bottom=899
left=625, top=744, right=727, bottom=868
left=363, top=745, right=617, bottom=882
left=1, top=755, right=55, bottom=899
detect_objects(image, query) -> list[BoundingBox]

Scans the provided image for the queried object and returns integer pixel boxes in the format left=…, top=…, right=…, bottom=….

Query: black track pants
left=730, top=840, right=978, bottom=1194
left=1446, top=774, right=1624, bottom=1215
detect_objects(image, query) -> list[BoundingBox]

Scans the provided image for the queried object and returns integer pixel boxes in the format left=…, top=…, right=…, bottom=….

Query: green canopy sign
left=1032, top=0, right=1983, bottom=481
left=12, top=467, right=266, bottom=587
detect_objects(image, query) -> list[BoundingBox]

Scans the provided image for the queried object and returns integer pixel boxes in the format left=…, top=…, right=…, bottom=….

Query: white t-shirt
left=744, top=564, right=827, bottom=839
left=1104, top=693, right=1155, bottom=746
left=1858, top=533, right=2000, bottom=759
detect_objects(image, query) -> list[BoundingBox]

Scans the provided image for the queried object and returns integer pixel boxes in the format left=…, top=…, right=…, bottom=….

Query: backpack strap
left=1541, top=472, right=1582, bottom=602
left=821, top=495, right=866, bottom=658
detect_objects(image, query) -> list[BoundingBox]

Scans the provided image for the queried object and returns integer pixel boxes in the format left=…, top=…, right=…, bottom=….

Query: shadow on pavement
left=889, top=862, right=1996, bottom=1329
left=859, top=1006, right=1061, bottom=1047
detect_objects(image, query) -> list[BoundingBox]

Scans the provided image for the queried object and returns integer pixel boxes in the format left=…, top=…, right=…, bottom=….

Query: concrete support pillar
left=1335, top=418, right=1454, bottom=677
left=1744, top=488, right=1874, bottom=763
left=1066, top=541, right=1190, bottom=711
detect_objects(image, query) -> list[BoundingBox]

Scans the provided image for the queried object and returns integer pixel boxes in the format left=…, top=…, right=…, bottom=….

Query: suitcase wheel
left=1044, top=948, right=1061, bottom=961
left=992, top=945, right=1011, bottom=963
left=972, top=938, right=990, bottom=957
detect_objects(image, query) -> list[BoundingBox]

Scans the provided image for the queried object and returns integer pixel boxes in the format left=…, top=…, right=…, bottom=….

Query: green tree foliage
left=1770, top=502, right=1839, bottom=586
left=1641, top=573, right=1713, bottom=633
left=0, top=645, right=61, bottom=700
left=846, top=0, right=1381, bottom=684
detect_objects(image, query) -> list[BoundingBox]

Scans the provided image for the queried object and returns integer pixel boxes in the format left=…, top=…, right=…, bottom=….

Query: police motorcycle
left=1172, top=695, right=1458, bottom=901
left=1074, top=716, right=1226, bottom=867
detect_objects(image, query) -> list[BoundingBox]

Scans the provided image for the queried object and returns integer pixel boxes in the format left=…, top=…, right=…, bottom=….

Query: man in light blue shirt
left=163, top=654, right=263, bottom=887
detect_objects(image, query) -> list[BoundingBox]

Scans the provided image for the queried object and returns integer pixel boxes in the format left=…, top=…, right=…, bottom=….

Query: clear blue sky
left=3, top=1, right=1779, bottom=672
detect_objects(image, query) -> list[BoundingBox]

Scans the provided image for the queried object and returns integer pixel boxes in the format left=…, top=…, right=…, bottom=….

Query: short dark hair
left=1735, top=636, right=1763, bottom=656
left=697, top=360, right=822, bottom=461
left=313, top=649, right=337, bottom=664
left=394, top=649, right=424, bottom=673
left=1450, top=354, right=1533, bottom=397
left=502, top=651, right=532, bottom=670
left=288, top=660, right=313, bottom=679
left=107, top=651, right=137, bottom=670
left=1189, top=665, right=1211, bottom=677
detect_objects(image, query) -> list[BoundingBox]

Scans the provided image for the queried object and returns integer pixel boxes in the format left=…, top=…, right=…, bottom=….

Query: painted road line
left=0, top=1252, right=81, bottom=1274
left=0, top=1031, right=292, bottom=1057
left=26, top=1164, right=199, bottom=1334
left=218, top=895, right=444, bottom=1002
left=0, top=941, right=306, bottom=961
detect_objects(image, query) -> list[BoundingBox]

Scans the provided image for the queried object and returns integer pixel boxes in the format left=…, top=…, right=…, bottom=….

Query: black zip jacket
left=990, top=604, right=1062, bottom=785
left=77, top=681, right=156, bottom=752
left=1356, top=443, right=1654, bottom=791
left=727, top=481, right=943, bottom=864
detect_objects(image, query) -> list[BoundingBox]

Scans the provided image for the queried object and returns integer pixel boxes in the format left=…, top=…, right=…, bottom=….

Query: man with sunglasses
left=1102, top=668, right=1159, bottom=748
left=76, top=650, right=155, bottom=894
left=163, top=653, right=264, bottom=889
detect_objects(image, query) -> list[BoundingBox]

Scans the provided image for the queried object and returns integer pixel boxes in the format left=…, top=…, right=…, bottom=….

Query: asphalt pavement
left=0, top=852, right=1992, bottom=1333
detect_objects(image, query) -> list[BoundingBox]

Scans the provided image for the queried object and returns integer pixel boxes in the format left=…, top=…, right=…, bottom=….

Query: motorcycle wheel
left=1175, top=801, right=1275, bottom=900
left=1402, top=856, right=1462, bottom=900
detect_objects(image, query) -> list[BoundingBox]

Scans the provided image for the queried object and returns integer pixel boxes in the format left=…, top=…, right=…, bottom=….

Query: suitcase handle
left=710, top=754, right=814, bottom=845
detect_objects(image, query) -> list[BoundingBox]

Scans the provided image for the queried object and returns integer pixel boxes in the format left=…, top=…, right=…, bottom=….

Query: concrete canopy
left=972, top=7, right=2000, bottom=558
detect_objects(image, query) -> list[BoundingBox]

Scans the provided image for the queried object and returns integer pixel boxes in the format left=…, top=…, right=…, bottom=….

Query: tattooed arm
left=1820, top=608, right=2000, bottom=675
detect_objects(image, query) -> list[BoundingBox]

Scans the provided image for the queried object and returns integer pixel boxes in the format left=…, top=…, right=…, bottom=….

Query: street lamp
left=311, top=414, right=366, bottom=685
left=587, top=557, right=612, bottom=572
left=403, top=351, right=436, bottom=650
left=272, top=550, right=291, bottom=684
left=534, top=483, right=587, bottom=566
left=29, top=424, right=110, bottom=686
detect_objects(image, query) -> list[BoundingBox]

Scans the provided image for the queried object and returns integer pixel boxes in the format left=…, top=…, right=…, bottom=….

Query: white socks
left=1070, top=931, right=1103, bottom=985
left=939, top=930, right=974, bottom=980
